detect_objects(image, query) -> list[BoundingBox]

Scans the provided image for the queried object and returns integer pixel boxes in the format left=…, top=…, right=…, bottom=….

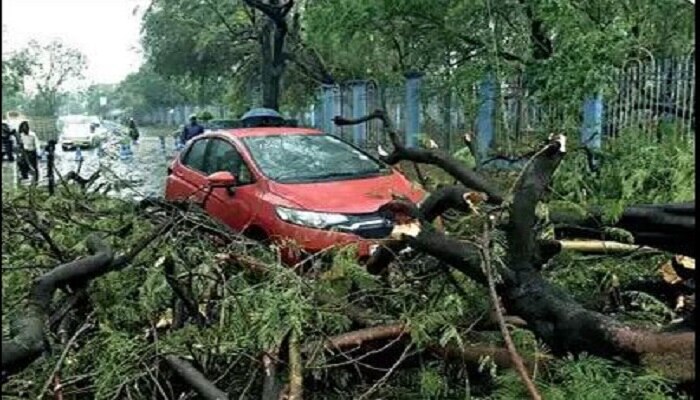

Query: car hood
left=266, top=171, right=426, bottom=214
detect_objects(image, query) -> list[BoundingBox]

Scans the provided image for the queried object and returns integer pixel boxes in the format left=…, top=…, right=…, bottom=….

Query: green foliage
left=494, top=354, right=680, bottom=400
left=552, top=129, right=694, bottom=219
left=21, top=40, right=87, bottom=116
left=1, top=48, right=33, bottom=114
left=198, top=110, right=214, bottom=122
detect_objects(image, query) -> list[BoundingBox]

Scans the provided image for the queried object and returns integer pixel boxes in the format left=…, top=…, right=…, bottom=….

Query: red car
left=164, top=126, right=426, bottom=263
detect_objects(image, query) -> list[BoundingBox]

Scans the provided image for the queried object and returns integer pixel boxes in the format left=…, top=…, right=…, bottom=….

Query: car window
left=206, top=138, right=253, bottom=185
left=182, top=138, right=209, bottom=172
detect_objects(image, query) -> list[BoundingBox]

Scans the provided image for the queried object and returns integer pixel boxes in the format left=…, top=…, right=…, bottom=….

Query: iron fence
left=139, top=55, right=694, bottom=156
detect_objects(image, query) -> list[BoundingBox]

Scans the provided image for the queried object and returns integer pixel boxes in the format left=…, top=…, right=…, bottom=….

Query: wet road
left=2, top=131, right=178, bottom=201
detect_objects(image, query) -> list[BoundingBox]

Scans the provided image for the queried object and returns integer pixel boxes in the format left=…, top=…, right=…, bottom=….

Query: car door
left=202, top=137, right=258, bottom=232
left=166, top=137, right=211, bottom=202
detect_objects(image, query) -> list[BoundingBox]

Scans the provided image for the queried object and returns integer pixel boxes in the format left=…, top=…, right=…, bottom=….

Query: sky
left=2, top=0, right=149, bottom=88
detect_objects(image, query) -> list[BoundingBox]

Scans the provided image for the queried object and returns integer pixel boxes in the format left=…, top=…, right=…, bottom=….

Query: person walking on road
left=2, top=122, right=15, bottom=162
left=17, top=121, right=40, bottom=182
left=180, top=115, right=204, bottom=146
left=128, top=118, right=140, bottom=143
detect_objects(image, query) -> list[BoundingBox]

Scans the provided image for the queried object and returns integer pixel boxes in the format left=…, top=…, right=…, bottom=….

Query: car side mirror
left=207, top=171, right=237, bottom=188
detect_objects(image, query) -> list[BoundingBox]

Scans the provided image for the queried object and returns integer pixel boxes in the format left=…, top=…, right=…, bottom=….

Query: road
left=2, top=130, right=178, bottom=200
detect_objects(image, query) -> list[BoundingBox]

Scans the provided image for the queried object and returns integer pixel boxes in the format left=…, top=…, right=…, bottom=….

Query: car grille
left=335, top=213, right=394, bottom=239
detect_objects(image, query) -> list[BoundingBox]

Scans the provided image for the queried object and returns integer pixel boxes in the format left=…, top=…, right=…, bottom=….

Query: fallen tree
left=1, top=125, right=693, bottom=398
left=372, top=132, right=694, bottom=381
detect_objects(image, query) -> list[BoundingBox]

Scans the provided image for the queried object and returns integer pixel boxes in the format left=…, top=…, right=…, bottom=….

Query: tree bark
left=164, top=355, right=229, bottom=400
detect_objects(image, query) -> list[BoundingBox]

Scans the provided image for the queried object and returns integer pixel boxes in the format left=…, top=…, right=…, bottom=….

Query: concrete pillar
left=581, top=93, right=603, bottom=150
left=350, top=81, right=367, bottom=146
left=322, top=84, right=337, bottom=135
left=476, top=73, right=496, bottom=161
left=404, top=72, right=423, bottom=148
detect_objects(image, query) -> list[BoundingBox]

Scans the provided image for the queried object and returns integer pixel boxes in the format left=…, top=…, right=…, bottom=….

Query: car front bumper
left=270, top=220, right=384, bottom=262
left=61, top=138, right=94, bottom=148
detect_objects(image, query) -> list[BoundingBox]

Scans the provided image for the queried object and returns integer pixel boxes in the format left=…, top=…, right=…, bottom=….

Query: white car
left=60, top=122, right=101, bottom=150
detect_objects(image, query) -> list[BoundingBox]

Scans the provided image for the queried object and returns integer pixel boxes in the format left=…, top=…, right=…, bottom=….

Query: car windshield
left=242, top=134, right=387, bottom=183
left=63, top=123, right=92, bottom=137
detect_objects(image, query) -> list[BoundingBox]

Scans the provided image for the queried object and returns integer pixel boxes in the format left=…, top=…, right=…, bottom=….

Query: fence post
left=45, top=140, right=56, bottom=196
left=350, top=81, right=367, bottom=146
left=581, top=93, right=603, bottom=152
left=476, top=72, right=496, bottom=162
left=322, top=84, right=337, bottom=135
left=405, top=72, right=423, bottom=148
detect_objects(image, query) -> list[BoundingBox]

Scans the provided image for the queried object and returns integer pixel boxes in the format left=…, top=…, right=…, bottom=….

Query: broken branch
left=164, top=355, right=229, bottom=400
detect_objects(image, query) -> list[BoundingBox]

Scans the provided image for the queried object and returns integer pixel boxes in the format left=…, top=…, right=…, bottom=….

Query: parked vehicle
left=60, top=120, right=102, bottom=150
left=164, top=124, right=426, bottom=264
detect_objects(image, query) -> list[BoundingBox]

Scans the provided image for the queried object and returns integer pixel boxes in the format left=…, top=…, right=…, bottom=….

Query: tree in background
left=141, top=0, right=333, bottom=112
left=2, top=48, right=33, bottom=114
left=21, top=40, right=87, bottom=117
left=111, top=65, right=185, bottom=120
left=84, top=84, right=118, bottom=117
left=304, top=0, right=694, bottom=110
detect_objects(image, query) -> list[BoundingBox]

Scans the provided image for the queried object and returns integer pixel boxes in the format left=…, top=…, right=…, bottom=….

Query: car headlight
left=275, top=206, right=349, bottom=229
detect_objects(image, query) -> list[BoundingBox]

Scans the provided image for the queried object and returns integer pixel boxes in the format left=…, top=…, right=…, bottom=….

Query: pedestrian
left=180, top=115, right=204, bottom=145
left=2, top=122, right=15, bottom=162
left=128, top=118, right=140, bottom=142
left=17, top=121, right=40, bottom=182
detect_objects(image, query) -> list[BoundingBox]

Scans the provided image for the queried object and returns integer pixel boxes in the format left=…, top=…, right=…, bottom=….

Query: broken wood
left=2, top=235, right=114, bottom=378
left=2, top=220, right=174, bottom=379
left=384, top=134, right=695, bottom=380
left=550, top=201, right=695, bottom=257
left=164, top=355, right=229, bottom=400
left=334, top=109, right=505, bottom=203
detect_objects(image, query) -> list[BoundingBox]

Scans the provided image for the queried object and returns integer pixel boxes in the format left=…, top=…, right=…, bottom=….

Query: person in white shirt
left=18, top=121, right=40, bottom=182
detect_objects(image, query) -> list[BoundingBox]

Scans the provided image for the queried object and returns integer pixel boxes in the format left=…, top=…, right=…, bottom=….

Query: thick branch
left=164, top=355, right=229, bottom=400
left=507, top=136, right=565, bottom=268
left=334, top=110, right=505, bottom=204
left=322, top=324, right=407, bottom=351
left=550, top=201, right=695, bottom=257
left=244, top=0, right=293, bottom=24
left=2, top=235, right=114, bottom=378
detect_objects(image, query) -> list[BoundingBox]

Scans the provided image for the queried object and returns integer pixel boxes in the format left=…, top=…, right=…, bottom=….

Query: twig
left=38, top=317, right=93, bottom=399
left=480, top=226, right=542, bottom=400
left=356, top=344, right=413, bottom=400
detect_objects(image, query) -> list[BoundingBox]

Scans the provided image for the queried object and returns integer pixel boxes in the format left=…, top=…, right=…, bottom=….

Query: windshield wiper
left=310, top=170, right=383, bottom=181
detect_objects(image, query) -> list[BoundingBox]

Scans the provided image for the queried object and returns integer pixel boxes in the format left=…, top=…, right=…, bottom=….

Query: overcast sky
left=3, top=0, right=148, bottom=87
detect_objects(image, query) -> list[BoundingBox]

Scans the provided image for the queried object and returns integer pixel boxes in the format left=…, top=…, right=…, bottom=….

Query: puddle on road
left=2, top=134, right=178, bottom=201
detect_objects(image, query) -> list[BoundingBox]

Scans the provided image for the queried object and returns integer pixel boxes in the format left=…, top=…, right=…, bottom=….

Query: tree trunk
left=255, top=0, right=288, bottom=111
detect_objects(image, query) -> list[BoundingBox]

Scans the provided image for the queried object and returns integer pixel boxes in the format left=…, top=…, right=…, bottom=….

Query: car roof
left=218, top=127, right=323, bottom=138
